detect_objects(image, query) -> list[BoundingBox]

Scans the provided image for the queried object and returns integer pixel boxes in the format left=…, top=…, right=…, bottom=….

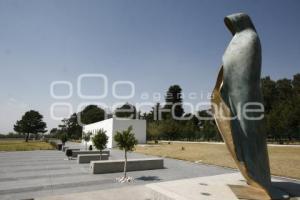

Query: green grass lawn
left=0, top=139, right=54, bottom=151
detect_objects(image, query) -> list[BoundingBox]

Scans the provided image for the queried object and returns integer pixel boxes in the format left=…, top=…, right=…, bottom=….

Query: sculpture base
left=147, top=172, right=300, bottom=200
left=229, top=185, right=270, bottom=200
left=35, top=173, right=300, bottom=200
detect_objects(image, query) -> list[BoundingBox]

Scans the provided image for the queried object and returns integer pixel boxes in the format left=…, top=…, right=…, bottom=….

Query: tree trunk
left=25, top=133, right=29, bottom=142
left=85, top=142, right=87, bottom=150
left=124, top=150, right=127, bottom=178
left=100, top=150, right=102, bottom=160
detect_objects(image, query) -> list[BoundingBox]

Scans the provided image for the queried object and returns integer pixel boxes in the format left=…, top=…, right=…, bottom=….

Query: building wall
left=82, top=118, right=114, bottom=148
left=82, top=118, right=146, bottom=148
left=112, top=119, right=146, bottom=147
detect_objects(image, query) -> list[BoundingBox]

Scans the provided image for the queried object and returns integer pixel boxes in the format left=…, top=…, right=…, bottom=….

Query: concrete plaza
left=1, top=143, right=299, bottom=200
left=0, top=143, right=233, bottom=200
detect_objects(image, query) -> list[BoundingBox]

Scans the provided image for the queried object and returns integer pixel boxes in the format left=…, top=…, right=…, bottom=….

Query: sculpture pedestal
left=229, top=185, right=270, bottom=200
left=147, top=172, right=299, bottom=200
left=35, top=172, right=299, bottom=200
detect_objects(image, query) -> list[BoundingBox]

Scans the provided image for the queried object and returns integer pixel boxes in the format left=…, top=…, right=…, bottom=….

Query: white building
left=82, top=118, right=146, bottom=149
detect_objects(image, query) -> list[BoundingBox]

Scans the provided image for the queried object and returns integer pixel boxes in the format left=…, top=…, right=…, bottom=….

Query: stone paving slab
left=0, top=173, right=114, bottom=191
left=36, top=185, right=172, bottom=200
left=147, top=173, right=300, bottom=200
left=147, top=173, right=241, bottom=200
left=0, top=167, right=90, bottom=180
left=0, top=172, right=87, bottom=182
left=0, top=142, right=235, bottom=200
left=33, top=173, right=300, bottom=200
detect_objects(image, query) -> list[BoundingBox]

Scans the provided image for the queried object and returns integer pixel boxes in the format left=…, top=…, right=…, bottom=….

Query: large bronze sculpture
left=211, top=13, right=288, bottom=199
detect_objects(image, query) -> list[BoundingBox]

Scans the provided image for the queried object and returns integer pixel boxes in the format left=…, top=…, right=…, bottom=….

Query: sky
left=0, top=0, right=299, bottom=133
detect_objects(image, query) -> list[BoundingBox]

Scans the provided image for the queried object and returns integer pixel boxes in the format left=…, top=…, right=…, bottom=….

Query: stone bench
left=72, top=150, right=110, bottom=158
left=90, top=158, right=164, bottom=174
left=65, top=149, right=80, bottom=157
left=78, top=154, right=109, bottom=164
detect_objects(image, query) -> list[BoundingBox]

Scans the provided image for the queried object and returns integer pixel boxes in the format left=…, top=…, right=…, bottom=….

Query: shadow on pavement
left=136, top=176, right=162, bottom=181
left=273, top=181, right=300, bottom=198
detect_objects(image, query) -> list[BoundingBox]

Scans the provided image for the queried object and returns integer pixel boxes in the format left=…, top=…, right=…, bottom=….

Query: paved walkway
left=36, top=173, right=300, bottom=200
left=0, top=142, right=234, bottom=200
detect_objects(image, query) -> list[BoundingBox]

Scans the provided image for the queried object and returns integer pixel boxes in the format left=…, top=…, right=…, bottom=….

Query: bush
left=57, top=144, right=62, bottom=150
left=66, top=149, right=72, bottom=158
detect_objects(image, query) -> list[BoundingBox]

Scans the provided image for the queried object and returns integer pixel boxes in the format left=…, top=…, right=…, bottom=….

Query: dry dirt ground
left=0, top=139, right=54, bottom=151
left=135, top=142, right=300, bottom=179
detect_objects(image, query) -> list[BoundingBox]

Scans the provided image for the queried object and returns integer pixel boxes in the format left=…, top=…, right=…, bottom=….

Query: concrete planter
left=90, top=158, right=164, bottom=174
left=71, top=150, right=110, bottom=158
left=78, top=154, right=109, bottom=164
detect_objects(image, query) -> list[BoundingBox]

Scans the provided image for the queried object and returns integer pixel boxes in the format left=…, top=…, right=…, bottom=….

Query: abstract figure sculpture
left=211, top=13, right=288, bottom=199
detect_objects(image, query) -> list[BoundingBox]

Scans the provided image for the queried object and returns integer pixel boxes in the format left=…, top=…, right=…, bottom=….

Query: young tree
left=83, top=132, right=92, bottom=150
left=13, top=110, right=47, bottom=142
left=59, top=132, right=68, bottom=146
left=114, top=126, right=138, bottom=181
left=92, top=129, right=108, bottom=160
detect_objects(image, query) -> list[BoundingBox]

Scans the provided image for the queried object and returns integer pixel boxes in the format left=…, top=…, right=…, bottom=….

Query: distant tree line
left=261, top=73, right=300, bottom=143
left=144, top=85, right=220, bottom=142
left=0, top=132, right=25, bottom=139
left=145, top=73, right=300, bottom=143
left=7, top=73, right=300, bottom=144
left=49, top=105, right=108, bottom=140
left=49, top=103, right=136, bottom=140
left=49, top=102, right=150, bottom=140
